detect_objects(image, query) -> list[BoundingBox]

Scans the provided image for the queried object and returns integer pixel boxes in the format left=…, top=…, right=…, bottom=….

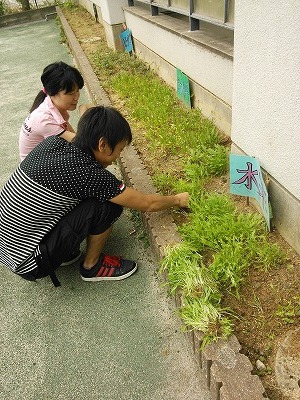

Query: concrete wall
left=231, top=0, right=300, bottom=253
left=124, top=12, right=232, bottom=105
left=93, top=0, right=127, bottom=24
left=80, top=0, right=127, bottom=50
left=123, top=8, right=232, bottom=134
left=0, top=5, right=56, bottom=27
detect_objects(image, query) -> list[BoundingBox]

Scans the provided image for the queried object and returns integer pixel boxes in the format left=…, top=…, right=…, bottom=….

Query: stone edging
left=57, top=7, right=269, bottom=399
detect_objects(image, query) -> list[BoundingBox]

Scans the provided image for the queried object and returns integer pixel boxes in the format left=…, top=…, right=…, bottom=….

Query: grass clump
left=161, top=194, right=285, bottom=345
left=110, top=72, right=223, bottom=156
left=160, top=243, right=235, bottom=347
left=0, top=0, right=6, bottom=16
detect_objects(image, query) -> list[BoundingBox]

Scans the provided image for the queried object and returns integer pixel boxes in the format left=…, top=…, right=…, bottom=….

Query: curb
left=57, top=7, right=269, bottom=399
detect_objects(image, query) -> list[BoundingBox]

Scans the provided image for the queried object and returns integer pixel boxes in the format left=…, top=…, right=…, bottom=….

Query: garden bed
left=59, top=6, right=300, bottom=399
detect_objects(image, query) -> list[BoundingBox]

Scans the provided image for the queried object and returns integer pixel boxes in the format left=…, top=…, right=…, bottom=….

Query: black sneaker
left=80, top=253, right=137, bottom=281
left=61, top=250, right=83, bottom=266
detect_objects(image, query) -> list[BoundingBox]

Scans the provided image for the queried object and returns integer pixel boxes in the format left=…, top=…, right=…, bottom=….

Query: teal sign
left=176, top=68, right=191, bottom=108
left=230, top=154, right=270, bottom=229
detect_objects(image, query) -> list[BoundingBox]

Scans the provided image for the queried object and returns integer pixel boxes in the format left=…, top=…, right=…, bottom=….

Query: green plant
left=160, top=244, right=215, bottom=298
left=0, top=1, right=4, bottom=15
left=152, top=172, right=177, bottom=195
left=128, top=209, right=149, bottom=246
left=160, top=243, right=236, bottom=345
left=58, top=0, right=77, bottom=9
left=160, top=191, right=285, bottom=342
left=56, top=17, right=67, bottom=43
left=180, top=297, right=234, bottom=348
left=0, top=0, right=9, bottom=15
left=275, top=297, right=300, bottom=324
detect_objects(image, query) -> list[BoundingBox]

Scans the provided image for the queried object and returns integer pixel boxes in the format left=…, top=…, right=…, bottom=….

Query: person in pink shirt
left=19, top=61, right=91, bottom=160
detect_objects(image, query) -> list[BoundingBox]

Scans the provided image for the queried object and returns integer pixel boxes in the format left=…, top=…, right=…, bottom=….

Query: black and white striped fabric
left=0, top=136, right=125, bottom=276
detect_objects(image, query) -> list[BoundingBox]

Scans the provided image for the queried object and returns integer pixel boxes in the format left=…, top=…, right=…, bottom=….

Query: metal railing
left=128, top=0, right=234, bottom=31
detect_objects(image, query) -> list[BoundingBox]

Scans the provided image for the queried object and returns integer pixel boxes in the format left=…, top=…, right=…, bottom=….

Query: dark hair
left=30, top=61, right=84, bottom=113
left=73, top=106, right=132, bottom=154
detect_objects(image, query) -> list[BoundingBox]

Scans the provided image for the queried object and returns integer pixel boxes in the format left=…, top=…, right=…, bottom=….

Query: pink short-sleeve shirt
left=19, top=96, right=70, bottom=160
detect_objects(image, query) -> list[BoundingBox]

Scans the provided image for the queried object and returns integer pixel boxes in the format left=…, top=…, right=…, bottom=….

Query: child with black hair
left=1, top=106, right=189, bottom=287
left=19, top=61, right=91, bottom=160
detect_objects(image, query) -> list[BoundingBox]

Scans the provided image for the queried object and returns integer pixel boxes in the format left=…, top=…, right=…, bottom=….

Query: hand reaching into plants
left=111, top=187, right=190, bottom=212
left=175, top=192, right=189, bottom=208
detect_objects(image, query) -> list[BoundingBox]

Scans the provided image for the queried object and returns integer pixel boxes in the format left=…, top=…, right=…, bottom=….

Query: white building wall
left=231, top=1, right=300, bottom=200
left=92, top=0, right=127, bottom=24
left=124, top=12, right=233, bottom=106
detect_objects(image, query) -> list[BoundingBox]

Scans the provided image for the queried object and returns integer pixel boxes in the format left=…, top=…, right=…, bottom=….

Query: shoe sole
left=80, top=263, right=138, bottom=282
left=61, top=251, right=83, bottom=266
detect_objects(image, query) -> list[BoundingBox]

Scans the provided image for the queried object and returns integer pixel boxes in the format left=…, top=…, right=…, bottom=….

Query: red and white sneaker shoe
left=80, top=253, right=137, bottom=281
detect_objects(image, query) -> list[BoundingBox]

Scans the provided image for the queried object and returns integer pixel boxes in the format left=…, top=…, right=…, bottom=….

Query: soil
left=60, top=7, right=300, bottom=400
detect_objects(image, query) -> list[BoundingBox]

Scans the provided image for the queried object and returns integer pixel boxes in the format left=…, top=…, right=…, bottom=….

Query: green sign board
left=176, top=68, right=191, bottom=108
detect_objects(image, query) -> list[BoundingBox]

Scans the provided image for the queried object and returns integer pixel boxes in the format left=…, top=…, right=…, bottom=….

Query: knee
left=109, top=202, right=123, bottom=219
left=90, top=201, right=123, bottom=234
left=100, top=202, right=123, bottom=223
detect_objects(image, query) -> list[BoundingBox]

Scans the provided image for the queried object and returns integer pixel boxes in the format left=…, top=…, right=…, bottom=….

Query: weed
left=128, top=209, right=149, bottom=247
left=58, top=0, right=77, bottom=9
left=0, top=0, right=21, bottom=14
left=0, top=0, right=6, bottom=15
left=275, top=296, right=300, bottom=324
left=180, top=296, right=235, bottom=348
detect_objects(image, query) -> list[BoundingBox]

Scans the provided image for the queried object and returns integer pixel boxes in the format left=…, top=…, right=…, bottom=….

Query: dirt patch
left=61, top=7, right=300, bottom=399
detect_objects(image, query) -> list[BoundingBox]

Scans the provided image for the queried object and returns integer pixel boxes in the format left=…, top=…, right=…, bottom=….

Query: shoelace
left=102, top=255, right=122, bottom=268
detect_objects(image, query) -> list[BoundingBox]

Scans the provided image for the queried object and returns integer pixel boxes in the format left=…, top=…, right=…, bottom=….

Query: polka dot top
left=22, top=136, right=125, bottom=201
left=0, top=136, right=125, bottom=274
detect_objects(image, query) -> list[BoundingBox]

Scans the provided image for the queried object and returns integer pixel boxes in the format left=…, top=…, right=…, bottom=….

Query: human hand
left=175, top=192, right=189, bottom=208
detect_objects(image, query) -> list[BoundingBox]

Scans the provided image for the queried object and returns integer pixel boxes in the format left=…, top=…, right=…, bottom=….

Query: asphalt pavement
left=0, top=18, right=211, bottom=400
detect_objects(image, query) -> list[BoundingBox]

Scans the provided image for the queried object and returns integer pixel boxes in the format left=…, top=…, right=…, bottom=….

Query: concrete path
left=0, top=19, right=211, bottom=400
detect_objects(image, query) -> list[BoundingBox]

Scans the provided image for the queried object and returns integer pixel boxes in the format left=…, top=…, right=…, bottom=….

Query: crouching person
left=0, top=106, right=189, bottom=287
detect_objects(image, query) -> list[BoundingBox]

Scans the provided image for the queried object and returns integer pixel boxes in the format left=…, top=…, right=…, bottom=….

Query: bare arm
left=59, top=104, right=93, bottom=142
left=59, top=130, right=76, bottom=142
left=110, top=186, right=189, bottom=212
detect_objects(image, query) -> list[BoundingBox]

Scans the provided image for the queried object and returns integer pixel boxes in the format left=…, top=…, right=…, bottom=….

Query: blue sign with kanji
left=230, top=154, right=270, bottom=229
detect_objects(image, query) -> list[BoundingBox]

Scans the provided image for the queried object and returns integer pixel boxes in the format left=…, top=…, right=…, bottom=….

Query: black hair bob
left=30, top=61, right=84, bottom=113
